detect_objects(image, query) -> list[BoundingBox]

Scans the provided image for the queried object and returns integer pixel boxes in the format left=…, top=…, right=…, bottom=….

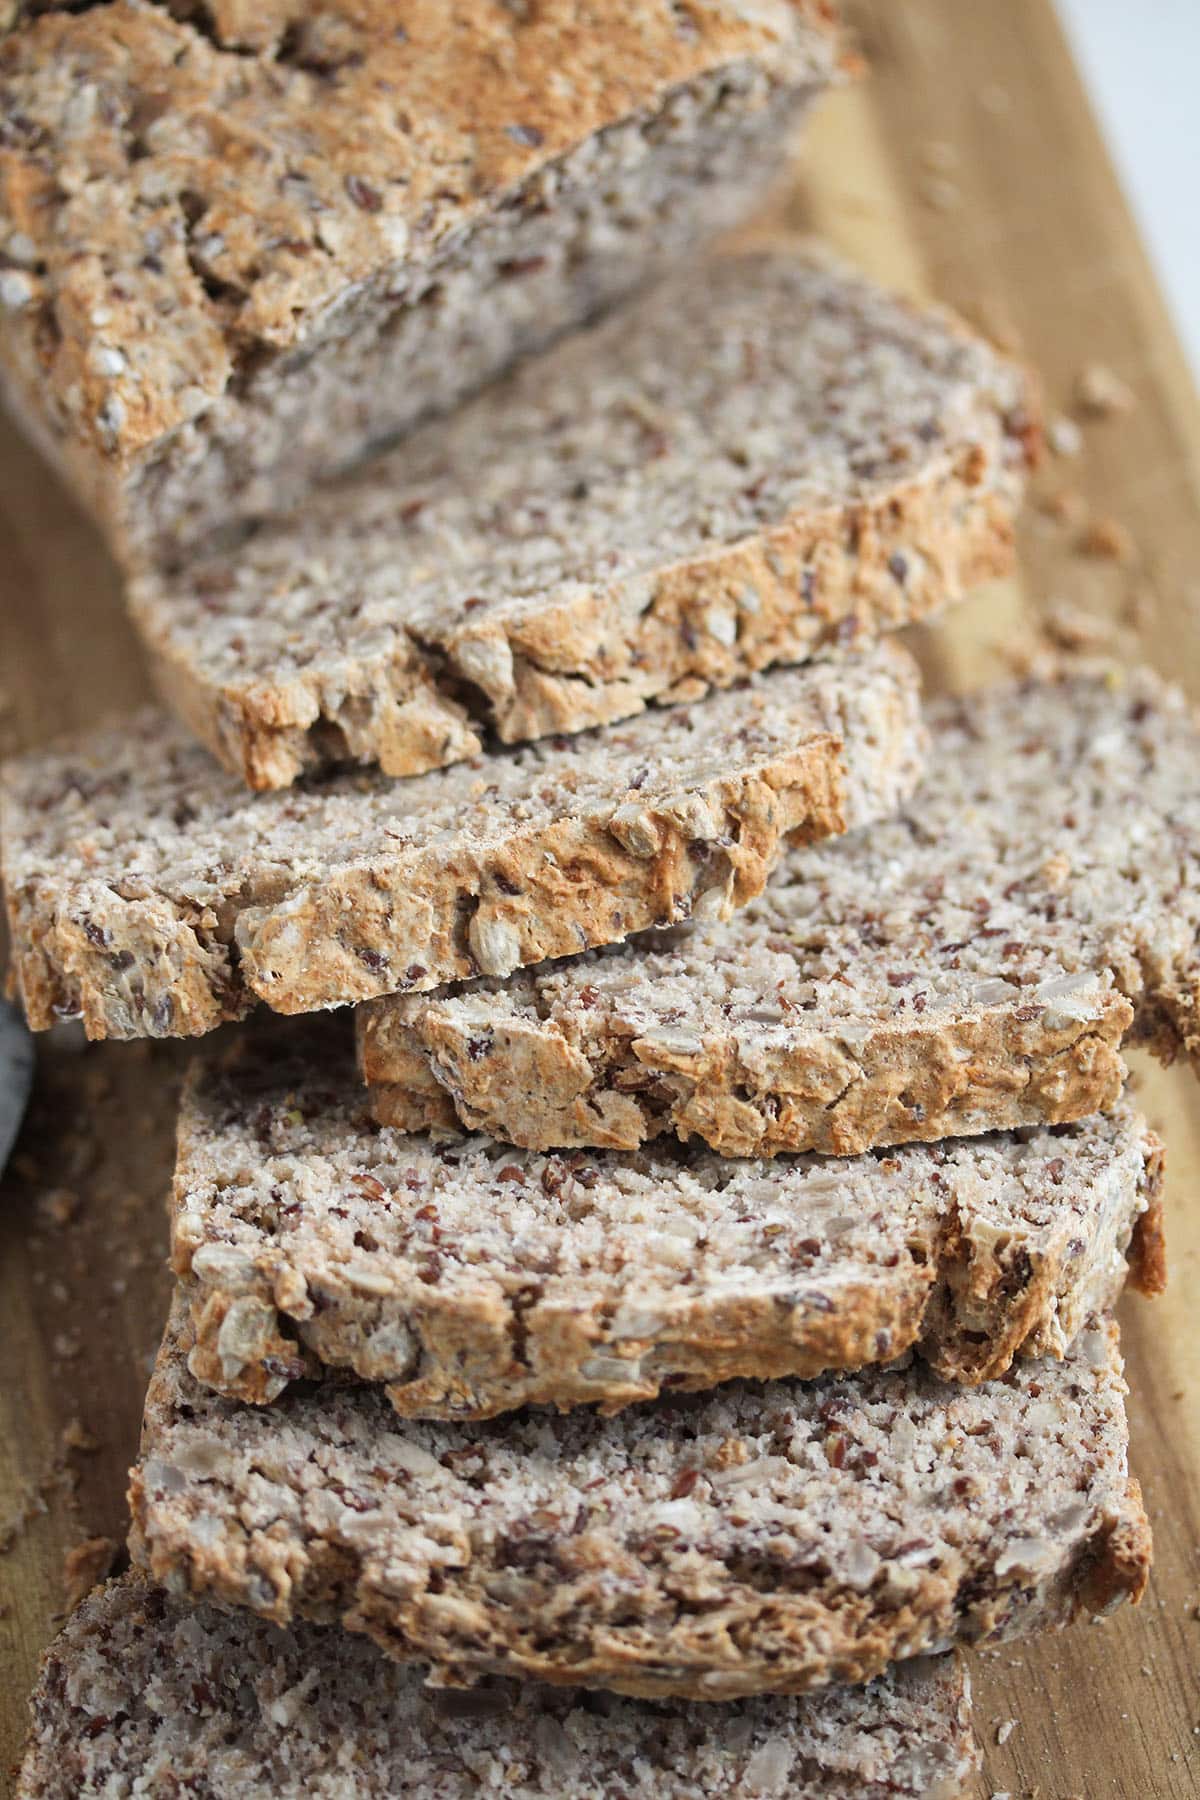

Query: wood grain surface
left=1, top=2, right=1198, bottom=1794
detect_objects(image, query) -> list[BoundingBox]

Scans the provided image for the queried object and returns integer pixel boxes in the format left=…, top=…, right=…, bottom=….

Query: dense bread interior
left=130, top=1305, right=1148, bottom=1698
left=17, top=1575, right=979, bottom=1800
left=174, top=1031, right=1162, bottom=1414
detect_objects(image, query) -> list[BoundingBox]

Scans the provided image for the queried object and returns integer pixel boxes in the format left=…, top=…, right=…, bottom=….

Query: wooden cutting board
left=1, top=3, right=1198, bottom=1794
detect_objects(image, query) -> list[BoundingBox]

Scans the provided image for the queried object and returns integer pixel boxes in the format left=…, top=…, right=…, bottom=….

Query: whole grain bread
left=0, top=645, right=923, bottom=1040
left=174, top=1030, right=1164, bottom=1417
left=130, top=244, right=1035, bottom=789
left=0, top=1, right=841, bottom=568
left=130, top=1303, right=1150, bottom=1700
left=363, top=662, right=1200, bottom=1154
left=16, top=1575, right=979, bottom=1800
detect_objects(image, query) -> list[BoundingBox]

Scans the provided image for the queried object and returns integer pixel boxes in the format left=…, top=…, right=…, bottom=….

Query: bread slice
left=17, top=1576, right=980, bottom=1800
left=173, top=1030, right=1164, bottom=1418
left=130, top=1303, right=1150, bottom=1700
left=0, top=644, right=923, bottom=1041
left=0, top=2, right=842, bottom=568
left=363, top=662, right=1200, bottom=1153
left=129, top=245, right=1036, bottom=790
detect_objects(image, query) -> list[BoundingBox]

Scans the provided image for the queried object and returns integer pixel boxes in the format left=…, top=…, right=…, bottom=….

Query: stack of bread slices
left=2, top=4, right=1195, bottom=1795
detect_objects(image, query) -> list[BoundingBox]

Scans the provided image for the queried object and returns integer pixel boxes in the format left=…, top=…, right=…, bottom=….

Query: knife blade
left=0, top=998, right=33, bottom=1174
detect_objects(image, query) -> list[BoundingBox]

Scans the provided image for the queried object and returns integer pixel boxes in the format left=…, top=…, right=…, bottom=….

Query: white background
left=1056, top=0, right=1200, bottom=371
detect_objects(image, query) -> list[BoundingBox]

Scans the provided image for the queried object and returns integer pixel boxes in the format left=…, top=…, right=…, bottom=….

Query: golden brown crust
left=1077, top=1478, right=1153, bottom=1615
left=1126, top=1136, right=1168, bottom=1296
left=233, top=744, right=846, bottom=1011
left=138, top=433, right=1023, bottom=792
left=181, top=1276, right=933, bottom=1418
left=1, top=650, right=924, bottom=1038
left=361, top=986, right=1134, bottom=1156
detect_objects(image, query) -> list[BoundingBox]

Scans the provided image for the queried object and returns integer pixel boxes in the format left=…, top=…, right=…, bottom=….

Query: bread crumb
left=0, top=1436, right=85, bottom=1554
left=61, top=1418, right=99, bottom=1454
left=995, top=1718, right=1017, bottom=1745
left=62, top=1536, right=116, bottom=1612
left=0, top=1509, right=28, bottom=1554
left=1078, top=517, right=1135, bottom=562
left=921, top=140, right=958, bottom=173
left=1041, top=599, right=1117, bottom=651
left=1047, top=415, right=1082, bottom=457
left=964, top=297, right=1023, bottom=355
left=920, top=175, right=961, bottom=211
left=1122, top=586, right=1157, bottom=629
left=1038, top=488, right=1086, bottom=525
left=35, top=1187, right=79, bottom=1229
left=1075, top=362, right=1135, bottom=417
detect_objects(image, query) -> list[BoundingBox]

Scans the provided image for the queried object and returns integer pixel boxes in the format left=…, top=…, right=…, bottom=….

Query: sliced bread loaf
left=130, top=245, right=1035, bottom=789
left=363, top=662, right=1200, bottom=1153
left=130, top=1303, right=1150, bottom=1700
left=17, top=1576, right=979, bottom=1800
left=0, top=644, right=923, bottom=1040
left=173, top=1032, right=1164, bottom=1417
left=0, top=2, right=841, bottom=568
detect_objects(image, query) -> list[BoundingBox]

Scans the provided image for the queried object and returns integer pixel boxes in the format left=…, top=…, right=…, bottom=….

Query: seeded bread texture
left=0, top=644, right=924, bottom=1041
left=17, top=1576, right=979, bottom=1800
left=364, top=662, right=1200, bottom=1154
left=0, top=1, right=841, bottom=568
left=130, top=246, right=1035, bottom=791
left=130, top=1305, right=1149, bottom=1700
left=174, top=1031, right=1164, bottom=1417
